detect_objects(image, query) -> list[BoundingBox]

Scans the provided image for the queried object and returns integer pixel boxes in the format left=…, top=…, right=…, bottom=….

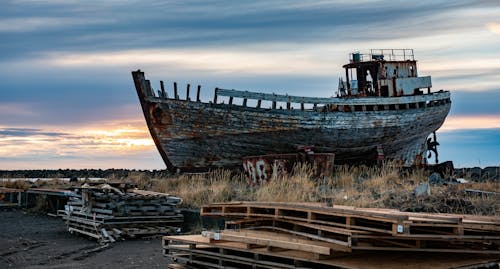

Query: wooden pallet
left=225, top=218, right=500, bottom=253
left=201, top=202, right=500, bottom=254
left=163, top=235, right=500, bottom=269
left=202, top=202, right=500, bottom=237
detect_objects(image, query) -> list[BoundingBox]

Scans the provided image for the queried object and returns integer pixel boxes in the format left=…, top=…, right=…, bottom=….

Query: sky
left=0, top=0, right=499, bottom=170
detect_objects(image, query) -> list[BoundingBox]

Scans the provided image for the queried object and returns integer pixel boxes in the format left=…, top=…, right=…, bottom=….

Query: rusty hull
left=132, top=71, right=451, bottom=172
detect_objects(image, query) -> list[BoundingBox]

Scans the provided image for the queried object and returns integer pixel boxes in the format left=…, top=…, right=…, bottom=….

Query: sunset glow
left=0, top=121, right=155, bottom=159
left=486, top=22, right=500, bottom=35
left=1, top=1, right=499, bottom=169
left=441, top=116, right=500, bottom=132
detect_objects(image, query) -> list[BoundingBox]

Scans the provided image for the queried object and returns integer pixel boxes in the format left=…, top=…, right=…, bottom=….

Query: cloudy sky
left=1, top=0, right=499, bottom=170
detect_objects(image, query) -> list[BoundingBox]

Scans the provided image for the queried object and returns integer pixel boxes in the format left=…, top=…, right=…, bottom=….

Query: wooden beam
left=205, top=230, right=334, bottom=255
left=174, top=82, right=178, bottom=100
left=160, top=80, right=166, bottom=98
left=216, top=88, right=450, bottom=106
left=213, top=88, right=218, bottom=103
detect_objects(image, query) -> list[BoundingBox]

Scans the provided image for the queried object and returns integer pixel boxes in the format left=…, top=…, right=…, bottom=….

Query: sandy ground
left=0, top=208, right=168, bottom=269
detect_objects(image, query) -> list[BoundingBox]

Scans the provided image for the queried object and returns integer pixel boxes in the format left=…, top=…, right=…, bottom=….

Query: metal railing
left=350, top=49, right=414, bottom=62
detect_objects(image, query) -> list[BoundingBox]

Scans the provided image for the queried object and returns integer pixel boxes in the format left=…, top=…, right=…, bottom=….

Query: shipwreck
left=132, top=49, right=451, bottom=172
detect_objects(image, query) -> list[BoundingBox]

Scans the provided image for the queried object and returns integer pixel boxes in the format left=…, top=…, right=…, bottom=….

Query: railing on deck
left=213, top=88, right=449, bottom=111
left=147, top=77, right=450, bottom=112
left=350, top=49, right=414, bottom=62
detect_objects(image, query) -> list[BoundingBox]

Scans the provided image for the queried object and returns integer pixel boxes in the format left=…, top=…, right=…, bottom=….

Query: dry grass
left=137, top=162, right=499, bottom=216
left=8, top=162, right=497, bottom=215
left=1, top=180, right=31, bottom=190
left=147, top=169, right=246, bottom=208
left=255, top=163, right=318, bottom=202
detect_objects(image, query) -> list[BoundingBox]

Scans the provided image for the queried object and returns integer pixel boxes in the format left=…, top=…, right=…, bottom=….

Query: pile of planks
left=164, top=202, right=500, bottom=269
left=59, top=185, right=183, bottom=243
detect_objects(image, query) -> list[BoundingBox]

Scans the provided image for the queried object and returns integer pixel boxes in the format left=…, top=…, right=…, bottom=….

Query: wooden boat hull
left=133, top=71, right=451, bottom=172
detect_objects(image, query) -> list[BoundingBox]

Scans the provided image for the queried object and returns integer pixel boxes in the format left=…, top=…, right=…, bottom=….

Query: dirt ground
left=0, top=208, right=168, bottom=269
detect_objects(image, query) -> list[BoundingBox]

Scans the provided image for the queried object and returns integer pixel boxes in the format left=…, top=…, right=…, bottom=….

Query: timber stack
left=59, top=184, right=183, bottom=243
left=163, top=202, right=500, bottom=269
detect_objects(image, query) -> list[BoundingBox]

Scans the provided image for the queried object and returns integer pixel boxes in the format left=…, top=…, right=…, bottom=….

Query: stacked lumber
left=163, top=202, right=500, bottom=269
left=59, top=186, right=183, bottom=243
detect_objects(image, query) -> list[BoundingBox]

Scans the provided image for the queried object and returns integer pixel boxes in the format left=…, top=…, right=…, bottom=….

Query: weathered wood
left=132, top=70, right=451, bottom=172
left=146, top=80, right=154, bottom=96
left=68, top=227, right=101, bottom=239
left=216, top=88, right=450, bottom=106
left=101, top=228, right=116, bottom=242
left=213, top=87, right=218, bottom=103
left=164, top=235, right=500, bottom=268
left=61, top=187, right=183, bottom=242
left=174, top=82, right=179, bottom=100
left=205, top=230, right=335, bottom=255
left=202, top=202, right=500, bottom=238
left=196, top=85, right=201, bottom=102
left=160, top=80, right=166, bottom=98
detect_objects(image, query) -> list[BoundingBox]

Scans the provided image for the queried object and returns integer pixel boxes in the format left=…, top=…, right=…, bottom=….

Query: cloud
left=1, top=0, right=500, bottom=169
left=0, top=17, right=113, bottom=33
left=0, top=128, right=68, bottom=137
left=486, top=22, right=500, bottom=34
left=0, top=120, right=155, bottom=163
left=0, top=103, right=37, bottom=117
left=447, top=90, right=500, bottom=116
left=440, top=115, right=500, bottom=132
left=2, top=0, right=498, bottom=61
left=42, top=48, right=337, bottom=76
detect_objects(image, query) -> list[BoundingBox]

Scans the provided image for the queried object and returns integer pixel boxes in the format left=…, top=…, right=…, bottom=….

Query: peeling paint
left=132, top=50, right=451, bottom=172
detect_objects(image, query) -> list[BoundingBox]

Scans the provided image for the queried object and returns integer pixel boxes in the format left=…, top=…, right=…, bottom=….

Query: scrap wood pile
left=59, top=184, right=183, bottom=243
left=164, top=202, right=500, bottom=269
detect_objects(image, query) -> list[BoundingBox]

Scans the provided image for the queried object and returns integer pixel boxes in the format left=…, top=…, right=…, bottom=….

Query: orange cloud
left=440, top=115, right=500, bottom=132
left=486, top=22, right=500, bottom=35
left=0, top=120, right=155, bottom=160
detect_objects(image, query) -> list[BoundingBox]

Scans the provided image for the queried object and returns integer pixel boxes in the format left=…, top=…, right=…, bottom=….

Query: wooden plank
left=203, top=203, right=403, bottom=235
left=352, top=245, right=500, bottom=254
left=203, top=202, right=500, bottom=237
left=167, top=263, right=195, bottom=269
left=204, top=230, right=337, bottom=255
left=203, top=202, right=408, bottom=222
left=164, top=235, right=500, bottom=269
left=216, top=88, right=450, bottom=106
left=353, top=234, right=500, bottom=241
left=227, top=217, right=369, bottom=236
left=68, top=227, right=102, bottom=240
